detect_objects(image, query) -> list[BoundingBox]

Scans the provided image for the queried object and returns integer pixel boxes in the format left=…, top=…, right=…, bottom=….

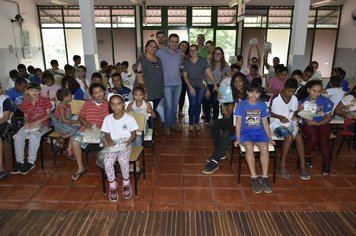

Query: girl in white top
left=101, top=94, right=138, bottom=202
left=126, top=85, right=156, bottom=136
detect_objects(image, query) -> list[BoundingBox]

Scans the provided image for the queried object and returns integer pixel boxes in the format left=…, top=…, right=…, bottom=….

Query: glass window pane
left=39, top=8, right=63, bottom=28
left=112, top=8, right=135, bottom=28
left=266, top=29, right=290, bottom=67
left=42, top=29, right=66, bottom=69
left=97, top=28, right=113, bottom=64
left=268, top=9, right=292, bottom=28
left=168, top=29, right=189, bottom=42
left=312, top=29, right=337, bottom=77
left=316, top=9, right=339, bottom=28
left=244, top=16, right=263, bottom=27
left=168, top=7, right=187, bottom=26
left=95, top=9, right=111, bottom=28
left=308, top=10, right=316, bottom=28
left=63, top=8, right=81, bottom=28
left=189, top=28, right=213, bottom=45
left=218, top=7, right=237, bottom=26
left=143, top=7, right=161, bottom=26
left=192, top=7, right=211, bottom=26
left=65, top=29, right=84, bottom=65
left=216, top=30, right=236, bottom=63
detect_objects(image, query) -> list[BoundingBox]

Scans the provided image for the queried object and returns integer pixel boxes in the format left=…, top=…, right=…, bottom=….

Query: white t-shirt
left=326, top=87, right=346, bottom=110
left=101, top=113, right=138, bottom=141
left=75, top=78, right=91, bottom=95
left=341, top=94, right=356, bottom=112
left=311, top=71, right=322, bottom=80
left=269, top=93, right=299, bottom=131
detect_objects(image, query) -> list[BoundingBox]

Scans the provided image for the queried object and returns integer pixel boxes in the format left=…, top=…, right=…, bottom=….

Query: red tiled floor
left=0, top=117, right=355, bottom=212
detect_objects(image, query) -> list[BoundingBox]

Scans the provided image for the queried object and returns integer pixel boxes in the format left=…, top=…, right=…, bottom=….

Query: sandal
left=71, top=168, right=87, bottom=181
left=279, top=168, right=291, bottom=179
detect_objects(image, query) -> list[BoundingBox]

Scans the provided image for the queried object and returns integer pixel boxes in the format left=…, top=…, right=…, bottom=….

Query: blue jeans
left=164, top=85, right=182, bottom=128
left=187, top=86, right=206, bottom=125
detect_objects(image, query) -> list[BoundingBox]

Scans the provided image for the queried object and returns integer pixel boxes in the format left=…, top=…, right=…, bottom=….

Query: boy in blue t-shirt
left=0, top=94, right=13, bottom=179
left=6, top=77, right=27, bottom=118
left=109, top=73, right=132, bottom=101
left=234, top=79, right=275, bottom=194
left=300, top=80, right=333, bottom=176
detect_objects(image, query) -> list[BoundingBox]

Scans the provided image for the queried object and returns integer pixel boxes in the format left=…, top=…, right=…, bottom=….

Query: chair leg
left=152, top=141, right=156, bottom=173
left=237, top=151, right=242, bottom=184
left=336, top=136, right=346, bottom=156
left=133, top=162, right=138, bottom=196
left=142, top=153, right=146, bottom=180
left=230, top=143, right=234, bottom=166
left=101, top=168, right=107, bottom=193
left=40, top=138, right=45, bottom=169
left=273, top=151, right=277, bottom=183
left=11, top=137, right=16, bottom=167
left=49, top=138, right=57, bottom=166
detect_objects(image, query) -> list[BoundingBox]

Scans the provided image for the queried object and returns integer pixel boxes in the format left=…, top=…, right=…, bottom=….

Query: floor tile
left=30, top=186, right=68, bottom=202
left=60, top=187, right=97, bottom=202
left=156, top=174, right=182, bottom=188
left=211, top=175, right=239, bottom=188
left=213, top=189, right=244, bottom=204
left=2, top=186, right=40, bottom=201
left=274, top=189, right=309, bottom=204
left=184, top=189, right=213, bottom=204
left=301, top=188, right=339, bottom=203
left=152, top=188, right=183, bottom=204
left=183, top=175, right=211, bottom=188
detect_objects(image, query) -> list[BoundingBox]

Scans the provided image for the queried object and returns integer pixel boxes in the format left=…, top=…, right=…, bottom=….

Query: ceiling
left=34, top=0, right=344, bottom=7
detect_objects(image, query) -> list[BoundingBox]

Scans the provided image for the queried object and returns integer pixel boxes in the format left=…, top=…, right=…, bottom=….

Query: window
left=143, top=7, right=162, bottom=26
left=63, top=8, right=81, bottom=28
left=39, top=8, right=63, bottom=28
left=268, top=9, right=292, bottom=28
left=218, top=7, right=237, bottom=26
left=308, top=10, right=316, bottom=28
left=95, top=9, right=111, bottom=28
left=216, top=30, right=236, bottom=62
left=316, top=9, right=340, bottom=28
left=192, top=7, right=211, bottom=26
left=189, top=28, right=213, bottom=45
left=42, top=29, right=67, bottom=68
left=112, top=7, right=135, bottom=28
left=168, top=7, right=187, bottom=26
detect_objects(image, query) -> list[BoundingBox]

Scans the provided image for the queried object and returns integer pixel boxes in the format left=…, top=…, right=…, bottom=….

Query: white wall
left=334, top=0, right=356, bottom=85
left=0, top=0, right=43, bottom=89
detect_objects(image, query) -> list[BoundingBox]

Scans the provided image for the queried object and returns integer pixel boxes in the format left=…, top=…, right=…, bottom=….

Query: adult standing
left=205, top=47, right=231, bottom=123
left=178, top=41, right=190, bottom=118
left=197, top=34, right=208, bottom=58
left=156, top=34, right=183, bottom=135
left=156, top=31, right=166, bottom=49
left=135, top=40, right=164, bottom=111
left=183, top=44, right=218, bottom=131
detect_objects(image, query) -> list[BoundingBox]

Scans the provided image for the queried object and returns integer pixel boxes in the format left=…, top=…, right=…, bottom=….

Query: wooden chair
left=336, top=119, right=355, bottom=156
left=144, top=101, right=156, bottom=172
left=97, top=111, right=146, bottom=195
left=231, top=143, right=277, bottom=184
left=48, top=100, right=86, bottom=165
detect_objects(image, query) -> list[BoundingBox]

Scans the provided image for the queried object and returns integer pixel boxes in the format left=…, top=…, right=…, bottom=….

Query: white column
left=288, top=0, right=310, bottom=72
left=79, top=0, right=98, bottom=77
left=135, top=5, right=142, bottom=56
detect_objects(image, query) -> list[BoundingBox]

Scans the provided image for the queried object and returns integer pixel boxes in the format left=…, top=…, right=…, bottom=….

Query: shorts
left=273, top=126, right=294, bottom=138
left=0, top=122, right=10, bottom=140
left=72, top=130, right=105, bottom=149
left=240, top=129, right=269, bottom=144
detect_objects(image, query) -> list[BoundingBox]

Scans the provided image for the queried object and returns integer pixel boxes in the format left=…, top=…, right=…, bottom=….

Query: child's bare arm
left=126, top=102, right=133, bottom=112
left=234, top=116, right=241, bottom=146
left=79, top=116, right=91, bottom=129
left=146, top=101, right=156, bottom=118
left=104, top=132, right=114, bottom=146
left=263, top=117, right=275, bottom=145
left=125, top=130, right=137, bottom=146
left=59, top=106, right=80, bottom=124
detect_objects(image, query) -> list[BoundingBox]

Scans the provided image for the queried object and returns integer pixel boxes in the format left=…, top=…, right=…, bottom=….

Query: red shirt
left=79, top=99, right=109, bottom=131
left=21, top=96, right=52, bottom=127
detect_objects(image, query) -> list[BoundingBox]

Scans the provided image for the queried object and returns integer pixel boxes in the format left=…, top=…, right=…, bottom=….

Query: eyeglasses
left=189, top=49, right=197, bottom=52
left=214, top=53, right=223, bottom=56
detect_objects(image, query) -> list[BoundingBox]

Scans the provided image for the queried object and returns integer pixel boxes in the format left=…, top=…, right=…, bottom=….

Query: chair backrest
left=129, top=111, right=145, bottom=132
left=70, top=100, right=86, bottom=115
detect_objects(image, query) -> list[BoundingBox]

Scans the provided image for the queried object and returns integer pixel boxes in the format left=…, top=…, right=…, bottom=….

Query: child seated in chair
left=334, top=85, right=356, bottom=133
left=126, top=85, right=156, bottom=146
left=269, top=78, right=310, bottom=180
left=70, top=83, right=109, bottom=181
left=100, top=94, right=138, bottom=202
left=0, top=93, right=13, bottom=179
left=11, top=82, right=52, bottom=175
left=52, top=88, right=81, bottom=156
left=234, top=79, right=275, bottom=194
left=300, top=80, right=333, bottom=176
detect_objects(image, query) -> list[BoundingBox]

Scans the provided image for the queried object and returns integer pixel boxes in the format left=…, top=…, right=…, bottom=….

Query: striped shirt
left=78, top=99, right=109, bottom=131
left=135, top=54, right=164, bottom=100
left=21, top=96, right=52, bottom=127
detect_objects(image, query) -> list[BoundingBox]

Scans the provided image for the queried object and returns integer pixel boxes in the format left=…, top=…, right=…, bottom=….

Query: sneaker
left=21, top=162, right=35, bottom=175
left=305, top=157, right=313, bottom=168
left=108, top=188, right=118, bottom=202
left=188, top=125, right=194, bottom=131
left=11, top=163, right=24, bottom=175
left=195, top=124, right=201, bottom=131
left=123, top=183, right=132, bottom=199
left=202, top=160, right=219, bottom=174
left=251, top=177, right=262, bottom=194
left=206, top=156, right=226, bottom=163
left=322, top=165, right=331, bottom=176
left=0, top=170, right=9, bottom=180
left=279, top=168, right=290, bottom=179
left=171, top=124, right=183, bottom=132
left=260, top=177, right=272, bottom=193
left=164, top=128, right=171, bottom=135
left=299, top=170, right=311, bottom=180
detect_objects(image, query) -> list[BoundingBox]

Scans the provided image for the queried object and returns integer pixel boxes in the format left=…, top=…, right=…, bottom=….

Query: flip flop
left=71, top=168, right=87, bottom=181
